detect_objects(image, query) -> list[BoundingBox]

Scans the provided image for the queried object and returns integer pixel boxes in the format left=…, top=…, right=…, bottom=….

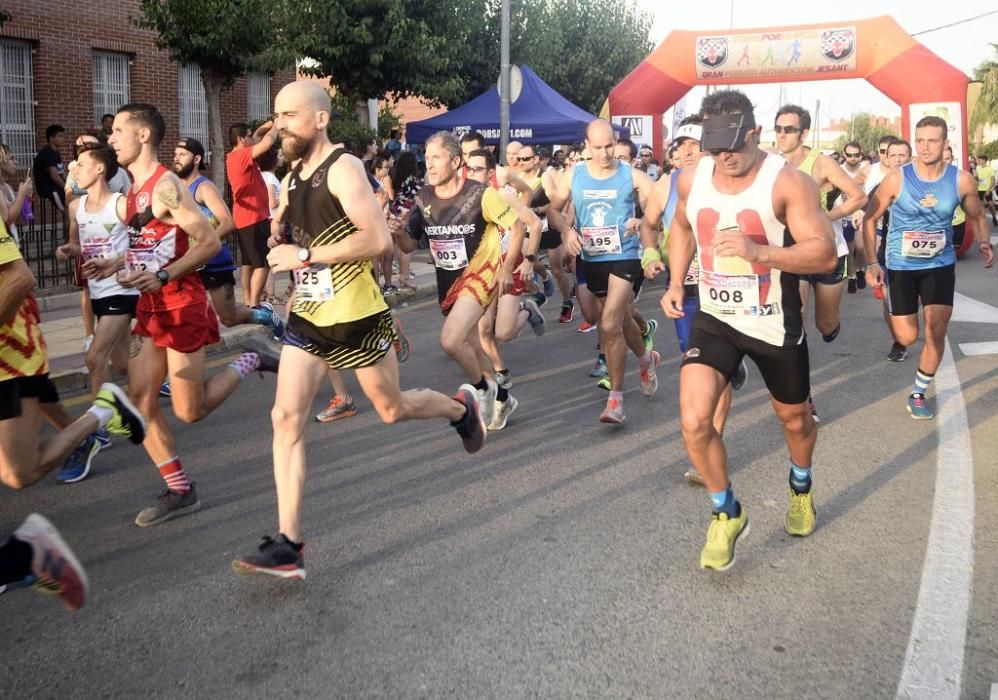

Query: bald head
left=585, top=119, right=616, bottom=170
left=274, top=80, right=333, bottom=162
left=276, top=80, right=331, bottom=116
left=585, top=119, right=614, bottom=144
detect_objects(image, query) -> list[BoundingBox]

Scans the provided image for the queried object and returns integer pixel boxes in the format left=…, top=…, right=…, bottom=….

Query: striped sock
left=156, top=456, right=191, bottom=494
left=913, top=368, right=934, bottom=396
left=789, top=461, right=812, bottom=494
left=228, top=352, right=261, bottom=379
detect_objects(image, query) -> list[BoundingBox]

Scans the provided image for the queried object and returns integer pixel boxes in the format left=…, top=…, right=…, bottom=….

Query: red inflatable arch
left=608, top=15, right=974, bottom=254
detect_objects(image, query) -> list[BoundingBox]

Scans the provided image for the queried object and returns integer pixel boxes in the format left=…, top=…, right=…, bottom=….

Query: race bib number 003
left=581, top=226, right=621, bottom=256
left=901, top=230, right=945, bottom=258
left=125, top=248, right=160, bottom=274
left=699, top=270, right=760, bottom=316
left=429, top=237, right=469, bottom=271
left=294, top=264, right=334, bottom=302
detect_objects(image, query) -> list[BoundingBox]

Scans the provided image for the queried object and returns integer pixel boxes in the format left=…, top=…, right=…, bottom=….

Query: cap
left=537, top=146, right=551, bottom=159
left=177, top=138, right=205, bottom=159
left=701, top=113, right=756, bottom=152
left=674, top=123, right=702, bottom=144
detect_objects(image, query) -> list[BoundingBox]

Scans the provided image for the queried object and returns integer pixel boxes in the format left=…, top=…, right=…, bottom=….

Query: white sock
left=87, top=404, right=113, bottom=428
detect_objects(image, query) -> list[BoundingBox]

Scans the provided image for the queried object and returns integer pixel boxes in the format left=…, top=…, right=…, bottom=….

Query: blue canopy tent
left=406, top=66, right=627, bottom=145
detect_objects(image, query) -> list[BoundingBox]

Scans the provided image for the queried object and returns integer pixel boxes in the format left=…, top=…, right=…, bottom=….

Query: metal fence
left=18, top=194, right=75, bottom=291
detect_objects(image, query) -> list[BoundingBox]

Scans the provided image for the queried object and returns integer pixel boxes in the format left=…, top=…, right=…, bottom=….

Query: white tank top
left=76, top=193, right=138, bottom=300
left=864, top=163, right=889, bottom=195
left=686, top=152, right=803, bottom=347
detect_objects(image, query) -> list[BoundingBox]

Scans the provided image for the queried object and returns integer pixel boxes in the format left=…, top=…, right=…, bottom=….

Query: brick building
left=0, top=0, right=295, bottom=170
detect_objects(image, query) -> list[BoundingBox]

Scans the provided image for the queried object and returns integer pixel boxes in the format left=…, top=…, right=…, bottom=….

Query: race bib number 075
left=901, top=230, right=945, bottom=258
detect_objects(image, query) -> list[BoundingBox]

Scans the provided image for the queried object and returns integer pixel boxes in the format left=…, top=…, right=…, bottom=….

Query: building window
left=92, top=52, right=130, bottom=126
left=247, top=72, right=271, bottom=122
left=0, top=39, right=35, bottom=168
left=178, top=63, right=209, bottom=155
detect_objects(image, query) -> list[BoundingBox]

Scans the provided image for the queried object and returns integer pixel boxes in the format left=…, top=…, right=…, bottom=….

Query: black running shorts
left=237, top=220, right=271, bottom=269
left=582, top=259, right=643, bottom=299
left=283, top=310, right=396, bottom=369
left=198, top=269, right=237, bottom=290
left=886, top=264, right=955, bottom=316
left=90, top=294, right=138, bottom=318
left=0, top=374, right=60, bottom=421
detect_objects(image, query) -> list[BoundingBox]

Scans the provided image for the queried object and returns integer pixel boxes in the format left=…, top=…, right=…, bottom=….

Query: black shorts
left=198, top=268, right=237, bottom=290
left=952, top=222, right=966, bottom=249
left=582, top=259, right=643, bottom=298
left=90, top=294, right=138, bottom=318
left=682, top=311, right=811, bottom=405
left=539, top=228, right=562, bottom=250
left=802, top=254, right=847, bottom=285
left=283, top=310, right=395, bottom=370
left=886, top=265, right=955, bottom=316
left=0, top=374, right=59, bottom=421
left=979, top=190, right=994, bottom=203
left=842, top=220, right=857, bottom=244
left=237, top=220, right=271, bottom=268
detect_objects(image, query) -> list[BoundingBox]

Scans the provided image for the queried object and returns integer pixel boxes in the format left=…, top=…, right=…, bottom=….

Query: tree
left=134, top=0, right=285, bottom=186
left=970, top=44, right=998, bottom=137
left=833, top=113, right=896, bottom=156
left=0, top=10, right=10, bottom=28
left=977, top=139, right=998, bottom=161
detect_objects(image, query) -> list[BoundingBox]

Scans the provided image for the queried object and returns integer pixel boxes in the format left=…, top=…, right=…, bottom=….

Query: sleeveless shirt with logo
left=76, top=193, right=137, bottom=301
left=570, top=162, right=638, bottom=262
left=885, top=163, right=959, bottom=271
left=188, top=175, right=236, bottom=273
left=795, top=151, right=848, bottom=257
left=686, top=153, right=804, bottom=347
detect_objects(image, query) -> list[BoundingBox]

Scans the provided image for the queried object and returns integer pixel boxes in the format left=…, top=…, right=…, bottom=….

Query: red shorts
left=503, top=252, right=527, bottom=297
left=132, top=302, right=220, bottom=353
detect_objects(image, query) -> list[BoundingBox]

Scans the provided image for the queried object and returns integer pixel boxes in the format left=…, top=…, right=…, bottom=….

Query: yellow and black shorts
left=283, top=310, right=396, bottom=369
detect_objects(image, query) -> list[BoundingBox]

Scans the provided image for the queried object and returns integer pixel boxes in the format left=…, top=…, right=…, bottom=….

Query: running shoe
left=639, top=350, right=661, bottom=397
left=134, top=483, right=201, bottom=528
left=487, top=395, right=518, bottom=431
left=907, top=392, right=933, bottom=420
left=95, top=428, right=111, bottom=451
left=599, top=397, right=625, bottom=424
left=597, top=375, right=610, bottom=391
left=521, top=297, right=546, bottom=336
left=683, top=469, right=705, bottom=486
left=529, top=291, right=548, bottom=308
left=159, top=379, right=172, bottom=398
left=495, top=370, right=512, bottom=390
left=13, top=513, right=89, bottom=611
left=589, top=356, right=608, bottom=378
left=847, top=278, right=857, bottom=294
left=94, top=382, right=147, bottom=444
left=641, top=319, right=658, bottom=352
left=232, top=535, right=305, bottom=580
left=243, top=334, right=282, bottom=374
left=559, top=300, right=575, bottom=323
left=315, top=396, right=357, bottom=423
left=700, top=509, right=750, bottom=571
left=477, top=379, right=498, bottom=426
left=808, top=395, right=820, bottom=424
left=255, top=302, right=286, bottom=341
left=576, top=321, right=597, bottom=333
left=542, top=272, right=555, bottom=298
left=887, top=343, right=908, bottom=362
left=82, top=335, right=94, bottom=353
left=56, top=433, right=99, bottom=484
left=731, top=359, right=748, bottom=391
left=452, top=384, right=486, bottom=453
left=855, top=271, right=867, bottom=290
left=785, top=490, right=816, bottom=537
left=392, top=315, right=410, bottom=363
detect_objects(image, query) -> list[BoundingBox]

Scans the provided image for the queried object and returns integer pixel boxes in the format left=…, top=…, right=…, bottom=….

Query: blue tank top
left=571, top=162, right=638, bottom=262
left=885, top=163, right=959, bottom=271
left=663, top=169, right=680, bottom=228
left=189, top=175, right=236, bottom=272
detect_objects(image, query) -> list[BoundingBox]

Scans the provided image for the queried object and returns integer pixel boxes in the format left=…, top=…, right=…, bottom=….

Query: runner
left=392, top=131, right=526, bottom=429
left=944, top=147, right=967, bottom=248
left=233, top=83, right=484, bottom=579
left=662, top=89, right=836, bottom=570
left=875, top=139, right=914, bottom=362
left=547, top=119, right=658, bottom=424
left=975, top=155, right=998, bottom=226
left=863, top=116, right=994, bottom=420
left=458, top=131, right=532, bottom=198
left=106, top=102, right=281, bottom=527
left=839, top=140, right=869, bottom=293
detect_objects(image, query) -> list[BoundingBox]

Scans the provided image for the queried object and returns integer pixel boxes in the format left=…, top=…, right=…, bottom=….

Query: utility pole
left=815, top=99, right=821, bottom=150
left=499, top=0, right=511, bottom=164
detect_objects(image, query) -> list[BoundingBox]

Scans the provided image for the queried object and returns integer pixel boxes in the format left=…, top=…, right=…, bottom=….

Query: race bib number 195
left=581, top=226, right=622, bottom=256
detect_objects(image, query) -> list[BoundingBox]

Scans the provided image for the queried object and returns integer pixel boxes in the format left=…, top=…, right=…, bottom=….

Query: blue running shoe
left=159, top=380, right=171, bottom=398
left=543, top=272, right=555, bottom=298
left=257, top=302, right=285, bottom=341
left=907, top=393, right=933, bottom=420
left=57, top=433, right=99, bottom=484
left=95, top=428, right=111, bottom=452
left=589, top=356, right=608, bottom=378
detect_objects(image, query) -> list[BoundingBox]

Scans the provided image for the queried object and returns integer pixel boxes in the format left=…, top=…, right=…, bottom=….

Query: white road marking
left=950, top=292, right=998, bottom=324
left=896, top=340, right=974, bottom=699
left=990, top=682, right=998, bottom=700
left=959, top=341, right=998, bottom=357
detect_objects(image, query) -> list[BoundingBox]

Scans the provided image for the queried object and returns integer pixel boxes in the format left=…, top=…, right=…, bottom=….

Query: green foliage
left=970, top=44, right=998, bottom=135
left=977, top=139, right=998, bottom=161
left=0, top=10, right=11, bottom=28
left=326, top=90, right=376, bottom=156
left=833, top=113, right=897, bottom=155
left=378, top=104, right=403, bottom=142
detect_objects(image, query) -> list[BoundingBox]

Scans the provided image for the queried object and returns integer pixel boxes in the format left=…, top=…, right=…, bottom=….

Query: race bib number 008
left=294, top=264, right=334, bottom=302
left=125, top=248, right=160, bottom=274
left=699, top=270, right=760, bottom=316
left=581, top=226, right=622, bottom=256
left=901, top=230, right=945, bottom=258
left=429, top=238, right=469, bottom=271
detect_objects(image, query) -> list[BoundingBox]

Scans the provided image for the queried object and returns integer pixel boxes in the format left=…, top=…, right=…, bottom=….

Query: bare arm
left=501, top=189, right=542, bottom=256
left=309, top=154, right=392, bottom=263
left=545, top=168, right=573, bottom=237
left=250, top=121, right=281, bottom=160
left=639, top=172, right=670, bottom=252
left=0, top=257, right=35, bottom=327
left=56, top=199, right=81, bottom=260
left=7, top=178, right=31, bottom=227
left=632, top=168, right=655, bottom=212
left=861, top=174, right=898, bottom=265
left=155, top=173, right=221, bottom=281
left=666, top=170, right=697, bottom=289
left=819, top=155, right=867, bottom=220
left=196, top=180, right=235, bottom=240
left=958, top=170, right=996, bottom=267
left=496, top=167, right=534, bottom=201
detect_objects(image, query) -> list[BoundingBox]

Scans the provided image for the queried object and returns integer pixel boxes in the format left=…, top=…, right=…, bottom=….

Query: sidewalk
left=40, top=256, right=440, bottom=397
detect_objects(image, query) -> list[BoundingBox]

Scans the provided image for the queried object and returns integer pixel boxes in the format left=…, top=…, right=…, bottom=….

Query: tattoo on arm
left=157, top=177, right=183, bottom=209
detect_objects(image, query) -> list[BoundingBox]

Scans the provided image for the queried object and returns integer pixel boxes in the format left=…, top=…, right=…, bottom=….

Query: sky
left=633, top=0, right=998, bottom=128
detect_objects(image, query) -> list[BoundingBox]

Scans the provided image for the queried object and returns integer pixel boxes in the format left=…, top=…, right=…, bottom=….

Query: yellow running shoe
left=785, top=490, right=816, bottom=537
left=700, top=510, right=750, bottom=571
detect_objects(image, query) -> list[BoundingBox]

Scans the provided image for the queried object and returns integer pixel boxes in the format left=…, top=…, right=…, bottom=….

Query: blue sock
left=708, top=486, right=740, bottom=517
left=789, top=461, right=812, bottom=495
left=250, top=307, right=271, bottom=326
left=912, top=368, right=934, bottom=396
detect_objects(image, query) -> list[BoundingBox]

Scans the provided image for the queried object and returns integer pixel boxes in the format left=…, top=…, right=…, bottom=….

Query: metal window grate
left=179, top=63, right=209, bottom=155
left=0, top=39, right=35, bottom=167
left=92, top=52, right=130, bottom=125
left=247, top=72, right=271, bottom=122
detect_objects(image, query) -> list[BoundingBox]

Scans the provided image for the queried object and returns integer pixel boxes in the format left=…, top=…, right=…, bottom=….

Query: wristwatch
left=297, top=247, right=311, bottom=263
left=525, top=254, right=537, bottom=262
left=155, top=269, right=170, bottom=284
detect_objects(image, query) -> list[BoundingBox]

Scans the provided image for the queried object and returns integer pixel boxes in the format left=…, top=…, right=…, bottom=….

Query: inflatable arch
left=608, top=15, right=974, bottom=253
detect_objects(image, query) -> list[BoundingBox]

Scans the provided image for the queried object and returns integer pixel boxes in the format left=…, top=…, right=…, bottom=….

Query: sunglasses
left=844, top=152, right=861, bottom=157
left=640, top=153, right=652, bottom=158
left=879, top=148, right=888, bottom=154
left=773, top=125, right=802, bottom=135
left=516, top=155, right=536, bottom=162
left=465, top=166, right=488, bottom=175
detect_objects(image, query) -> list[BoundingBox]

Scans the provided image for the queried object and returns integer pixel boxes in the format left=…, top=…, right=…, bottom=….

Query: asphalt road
left=3, top=254, right=998, bottom=699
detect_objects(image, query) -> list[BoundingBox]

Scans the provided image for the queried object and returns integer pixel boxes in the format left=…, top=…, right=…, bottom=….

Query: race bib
left=293, top=264, right=334, bottom=302
left=125, top=248, right=160, bottom=274
left=699, top=270, right=760, bottom=316
left=82, top=241, right=114, bottom=261
left=901, top=230, right=945, bottom=258
left=429, top=237, right=469, bottom=271
left=581, top=226, right=622, bottom=256
left=684, top=254, right=700, bottom=286
left=499, top=228, right=511, bottom=256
